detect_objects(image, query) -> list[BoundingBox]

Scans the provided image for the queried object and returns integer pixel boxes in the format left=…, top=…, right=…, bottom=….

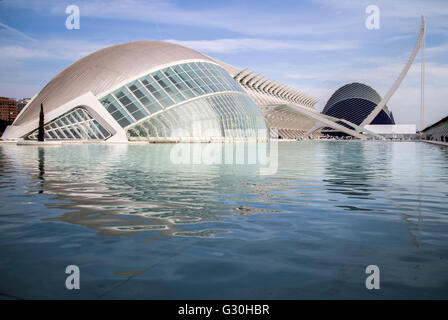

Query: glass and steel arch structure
left=27, top=107, right=111, bottom=141
left=99, top=61, right=267, bottom=141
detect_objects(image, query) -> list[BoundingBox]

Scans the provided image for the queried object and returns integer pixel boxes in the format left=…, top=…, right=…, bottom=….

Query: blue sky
left=0, top=0, right=447, bottom=128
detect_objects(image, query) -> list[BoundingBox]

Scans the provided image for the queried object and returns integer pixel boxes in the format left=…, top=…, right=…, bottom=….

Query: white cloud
left=1, top=0, right=361, bottom=37
left=314, top=0, right=448, bottom=18
left=0, top=45, right=50, bottom=61
left=313, top=0, right=448, bottom=36
left=165, top=38, right=359, bottom=54
left=0, top=22, right=35, bottom=41
left=426, top=44, right=448, bottom=56
left=0, top=37, right=112, bottom=98
left=384, top=34, right=415, bottom=43
left=0, top=39, right=110, bottom=63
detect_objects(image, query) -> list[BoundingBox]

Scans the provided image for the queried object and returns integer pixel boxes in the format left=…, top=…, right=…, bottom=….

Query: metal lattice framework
left=228, top=69, right=375, bottom=139
left=98, top=60, right=267, bottom=141
left=27, top=107, right=111, bottom=140
left=322, top=82, right=395, bottom=126
left=224, top=68, right=326, bottom=139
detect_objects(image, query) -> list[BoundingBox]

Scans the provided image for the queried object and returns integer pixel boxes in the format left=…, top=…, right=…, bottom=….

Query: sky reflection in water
left=0, top=141, right=447, bottom=299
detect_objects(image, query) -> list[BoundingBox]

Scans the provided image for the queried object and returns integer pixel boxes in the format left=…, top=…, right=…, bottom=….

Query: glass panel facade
left=113, top=87, right=148, bottom=121
left=161, top=68, right=195, bottom=99
left=180, top=64, right=213, bottom=94
left=100, top=95, right=133, bottom=127
left=127, top=81, right=163, bottom=114
left=99, top=61, right=245, bottom=129
left=27, top=107, right=111, bottom=141
left=152, top=71, right=185, bottom=103
left=140, top=75, right=175, bottom=108
left=171, top=65, right=205, bottom=95
left=126, top=93, right=267, bottom=141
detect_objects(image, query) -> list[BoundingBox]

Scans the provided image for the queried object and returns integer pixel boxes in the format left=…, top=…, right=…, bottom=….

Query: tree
left=38, top=103, right=45, bottom=141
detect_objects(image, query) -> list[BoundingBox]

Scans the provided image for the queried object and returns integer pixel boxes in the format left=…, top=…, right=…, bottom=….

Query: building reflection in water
left=37, top=147, right=45, bottom=194
left=322, top=141, right=389, bottom=201
left=3, top=143, right=268, bottom=238
left=322, top=141, right=426, bottom=248
left=2, top=141, right=439, bottom=245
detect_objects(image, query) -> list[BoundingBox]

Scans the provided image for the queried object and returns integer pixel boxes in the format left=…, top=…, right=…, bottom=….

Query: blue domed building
left=322, top=83, right=395, bottom=134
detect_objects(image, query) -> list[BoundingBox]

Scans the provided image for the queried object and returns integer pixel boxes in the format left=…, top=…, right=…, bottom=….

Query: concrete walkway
left=422, top=140, right=448, bottom=147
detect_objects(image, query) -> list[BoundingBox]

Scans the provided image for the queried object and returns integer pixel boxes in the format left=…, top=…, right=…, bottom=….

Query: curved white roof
left=14, top=41, right=215, bottom=126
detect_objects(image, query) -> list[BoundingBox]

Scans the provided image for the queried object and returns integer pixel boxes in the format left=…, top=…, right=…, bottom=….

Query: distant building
left=17, top=98, right=31, bottom=114
left=321, top=83, right=395, bottom=137
left=421, top=116, right=448, bottom=142
left=364, top=124, right=416, bottom=140
left=0, top=97, right=17, bottom=123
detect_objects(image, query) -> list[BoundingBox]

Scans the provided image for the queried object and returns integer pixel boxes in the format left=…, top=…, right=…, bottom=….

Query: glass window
left=77, top=109, right=89, bottom=122
left=71, top=111, right=82, bottom=122
left=125, top=93, right=266, bottom=141
left=100, top=95, right=133, bottom=127
left=95, top=62, right=252, bottom=141
left=207, top=63, right=242, bottom=92
left=48, top=131, right=58, bottom=139
left=54, top=128, right=67, bottom=139
left=196, top=62, right=227, bottom=91
left=152, top=117, right=166, bottom=137
left=142, top=121, right=157, bottom=137
left=113, top=88, right=148, bottom=121
left=181, top=64, right=213, bottom=93
left=61, top=117, right=70, bottom=126
left=61, top=128, right=74, bottom=139
left=162, top=68, right=196, bottom=99
left=27, top=107, right=112, bottom=141
left=66, top=114, right=78, bottom=125
left=94, top=120, right=111, bottom=139
left=140, top=76, right=175, bottom=108
left=73, top=124, right=88, bottom=139
left=151, top=71, right=185, bottom=103
left=172, top=65, right=205, bottom=95
left=69, top=128, right=81, bottom=139
left=189, top=63, right=218, bottom=92
left=127, top=81, right=163, bottom=114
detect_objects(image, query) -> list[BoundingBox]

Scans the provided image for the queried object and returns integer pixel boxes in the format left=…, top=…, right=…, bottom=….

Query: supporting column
left=303, top=122, right=324, bottom=138
left=420, top=18, right=425, bottom=131
left=361, top=16, right=426, bottom=127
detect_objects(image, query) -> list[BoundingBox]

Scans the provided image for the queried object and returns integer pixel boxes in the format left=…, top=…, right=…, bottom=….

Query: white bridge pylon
left=360, top=16, right=426, bottom=127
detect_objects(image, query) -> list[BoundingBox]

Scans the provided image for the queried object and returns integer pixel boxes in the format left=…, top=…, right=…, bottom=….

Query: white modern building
left=2, top=41, right=270, bottom=142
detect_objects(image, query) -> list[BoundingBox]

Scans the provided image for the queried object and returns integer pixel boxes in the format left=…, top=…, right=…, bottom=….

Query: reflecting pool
left=0, top=141, right=447, bottom=299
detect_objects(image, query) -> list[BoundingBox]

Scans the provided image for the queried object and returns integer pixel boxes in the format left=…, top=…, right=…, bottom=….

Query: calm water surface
left=0, top=141, right=447, bottom=299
